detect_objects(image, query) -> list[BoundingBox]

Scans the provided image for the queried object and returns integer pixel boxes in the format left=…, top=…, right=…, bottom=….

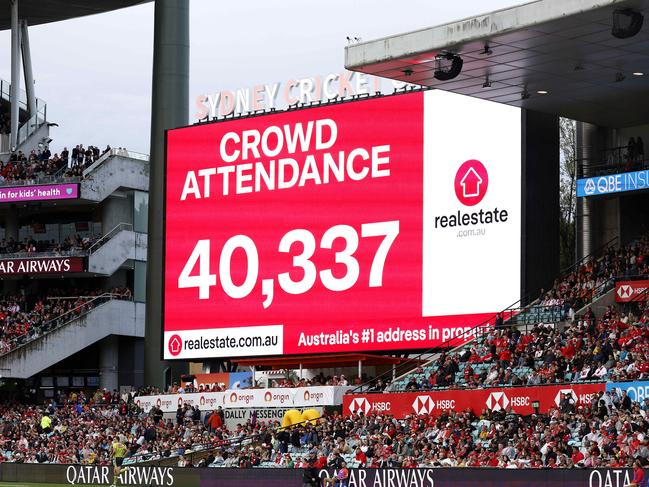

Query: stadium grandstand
left=1, top=0, right=649, bottom=486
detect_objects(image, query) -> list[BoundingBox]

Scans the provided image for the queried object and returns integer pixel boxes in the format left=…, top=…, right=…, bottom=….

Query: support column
left=576, top=122, right=599, bottom=260
left=20, top=20, right=36, bottom=118
left=99, top=335, right=119, bottom=392
left=4, top=208, right=19, bottom=293
left=10, top=0, right=20, bottom=150
left=144, top=0, right=190, bottom=389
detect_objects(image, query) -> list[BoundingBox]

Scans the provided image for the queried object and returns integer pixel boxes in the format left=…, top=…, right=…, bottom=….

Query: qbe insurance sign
left=163, top=90, right=521, bottom=359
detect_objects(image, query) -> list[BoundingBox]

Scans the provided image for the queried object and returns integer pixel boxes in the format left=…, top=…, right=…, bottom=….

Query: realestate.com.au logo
left=454, top=159, right=489, bottom=206
left=168, top=335, right=183, bottom=357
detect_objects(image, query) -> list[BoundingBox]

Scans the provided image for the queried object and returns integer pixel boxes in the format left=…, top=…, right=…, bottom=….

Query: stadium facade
left=0, top=0, right=188, bottom=394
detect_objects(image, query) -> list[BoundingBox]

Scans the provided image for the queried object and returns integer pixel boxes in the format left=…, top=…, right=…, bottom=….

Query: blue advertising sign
left=606, top=381, right=649, bottom=402
left=577, top=169, right=649, bottom=197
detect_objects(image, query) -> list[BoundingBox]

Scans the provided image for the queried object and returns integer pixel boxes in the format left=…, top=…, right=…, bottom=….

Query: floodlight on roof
left=612, top=9, right=644, bottom=39
left=433, top=53, right=463, bottom=81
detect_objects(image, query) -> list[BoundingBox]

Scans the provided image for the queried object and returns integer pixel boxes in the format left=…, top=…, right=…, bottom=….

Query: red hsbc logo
left=615, top=280, right=649, bottom=303
left=454, top=159, right=489, bottom=206
left=168, top=335, right=182, bottom=356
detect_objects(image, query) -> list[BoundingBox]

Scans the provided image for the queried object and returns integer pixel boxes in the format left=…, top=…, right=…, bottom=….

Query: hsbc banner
left=343, top=383, right=604, bottom=419
left=134, top=386, right=349, bottom=412
left=0, top=256, right=84, bottom=275
left=164, top=90, right=521, bottom=359
left=615, top=280, right=649, bottom=302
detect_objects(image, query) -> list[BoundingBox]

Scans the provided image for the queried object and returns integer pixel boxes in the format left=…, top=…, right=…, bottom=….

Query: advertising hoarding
left=164, top=90, right=521, bottom=359
left=606, top=381, right=649, bottom=402
left=134, top=386, right=349, bottom=412
left=343, top=383, right=604, bottom=418
left=615, top=280, right=649, bottom=302
left=0, top=256, right=84, bottom=275
left=577, top=169, right=649, bottom=197
left=0, top=183, right=79, bottom=203
left=0, top=464, right=634, bottom=487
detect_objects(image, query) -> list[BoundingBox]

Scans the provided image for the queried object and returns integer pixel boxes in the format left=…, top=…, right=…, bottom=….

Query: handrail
left=0, top=249, right=88, bottom=260
left=0, top=173, right=80, bottom=189
left=0, top=293, right=132, bottom=357
left=88, top=223, right=133, bottom=254
left=559, top=235, right=619, bottom=278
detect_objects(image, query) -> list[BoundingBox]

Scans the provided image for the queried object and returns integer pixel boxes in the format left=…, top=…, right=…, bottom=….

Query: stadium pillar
left=99, top=335, right=119, bottom=392
left=10, top=0, right=20, bottom=150
left=144, top=0, right=190, bottom=389
left=20, top=20, right=37, bottom=118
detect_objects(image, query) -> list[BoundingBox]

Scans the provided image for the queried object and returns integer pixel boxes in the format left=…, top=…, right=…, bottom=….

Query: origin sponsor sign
left=343, top=383, right=604, bottom=418
left=134, top=386, right=349, bottom=413
left=0, top=183, right=79, bottom=203
left=0, top=257, right=84, bottom=275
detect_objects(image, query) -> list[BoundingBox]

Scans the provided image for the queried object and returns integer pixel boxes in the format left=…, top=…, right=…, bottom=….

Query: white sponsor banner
left=134, top=386, right=347, bottom=413
left=422, top=90, right=521, bottom=317
left=164, top=325, right=283, bottom=360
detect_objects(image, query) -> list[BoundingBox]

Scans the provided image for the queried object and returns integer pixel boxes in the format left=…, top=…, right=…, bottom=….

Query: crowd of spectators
left=0, top=288, right=132, bottom=355
left=0, top=234, right=99, bottom=256
left=399, top=303, right=648, bottom=392
left=390, top=233, right=649, bottom=392
left=0, top=144, right=112, bottom=185
left=3, top=385, right=649, bottom=469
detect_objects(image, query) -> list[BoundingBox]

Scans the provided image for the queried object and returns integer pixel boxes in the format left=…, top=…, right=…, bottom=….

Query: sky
left=0, top=0, right=524, bottom=154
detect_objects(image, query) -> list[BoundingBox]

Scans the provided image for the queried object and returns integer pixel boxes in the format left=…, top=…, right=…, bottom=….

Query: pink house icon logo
left=168, top=334, right=183, bottom=356
left=454, top=159, right=489, bottom=206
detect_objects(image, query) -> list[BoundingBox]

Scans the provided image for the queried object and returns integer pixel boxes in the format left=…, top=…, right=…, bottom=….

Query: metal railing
left=88, top=223, right=133, bottom=254
left=0, top=292, right=132, bottom=357
left=0, top=249, right=88, bottom=260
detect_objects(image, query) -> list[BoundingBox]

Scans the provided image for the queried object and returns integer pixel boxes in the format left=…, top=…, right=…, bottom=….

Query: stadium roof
left=0, top=0, right=151, bottom=31
left=345, top=0, right=649, bottom=127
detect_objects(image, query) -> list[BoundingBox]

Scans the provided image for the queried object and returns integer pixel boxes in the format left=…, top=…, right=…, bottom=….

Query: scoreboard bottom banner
left=0, top=464, right=635, bottom=487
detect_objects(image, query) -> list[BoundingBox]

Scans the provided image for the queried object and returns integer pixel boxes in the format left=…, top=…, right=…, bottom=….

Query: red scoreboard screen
left=163, top=90, right=521, bottom=359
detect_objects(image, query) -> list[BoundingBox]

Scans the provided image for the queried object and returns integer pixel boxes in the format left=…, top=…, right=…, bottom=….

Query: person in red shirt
left=627, top=460, right=646, bottom=487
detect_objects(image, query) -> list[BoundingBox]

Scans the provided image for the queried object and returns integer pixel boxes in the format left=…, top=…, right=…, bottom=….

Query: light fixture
left=480, top=43, right=493, bottom=56
left=483, top=76, right=491, bottom=88
left=402, top=68, right=413, bottom=77
left=612, top=8, right=644, bottom=39
left=434, top=52, right=464, bottom=81
left=633, top=71, right=644, bottom=76
left=521, top=89, right=530, bottom=100
left=616, top=72, right=626, bottom=82
left=537, top=90, right=548, bottom=95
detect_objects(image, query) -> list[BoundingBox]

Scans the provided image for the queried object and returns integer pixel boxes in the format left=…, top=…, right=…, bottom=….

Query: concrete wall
left=0, top=300, right=145, bottom=378
left=81, top=155, right=149, bottom=202
left=88, top=230, right=147, bottom=275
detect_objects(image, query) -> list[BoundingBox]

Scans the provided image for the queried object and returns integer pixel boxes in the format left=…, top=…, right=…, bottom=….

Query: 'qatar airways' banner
left=164, top=90, right=521, bottom=359
left=0, top=256, right=84, bottom=275
left=134, top=386, right=350, bottom=412
left=343, top=383, right=604, bottom=419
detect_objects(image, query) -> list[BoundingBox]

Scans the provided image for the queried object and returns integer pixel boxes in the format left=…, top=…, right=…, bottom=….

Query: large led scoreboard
left=163, top=90, right=522, bottom=359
